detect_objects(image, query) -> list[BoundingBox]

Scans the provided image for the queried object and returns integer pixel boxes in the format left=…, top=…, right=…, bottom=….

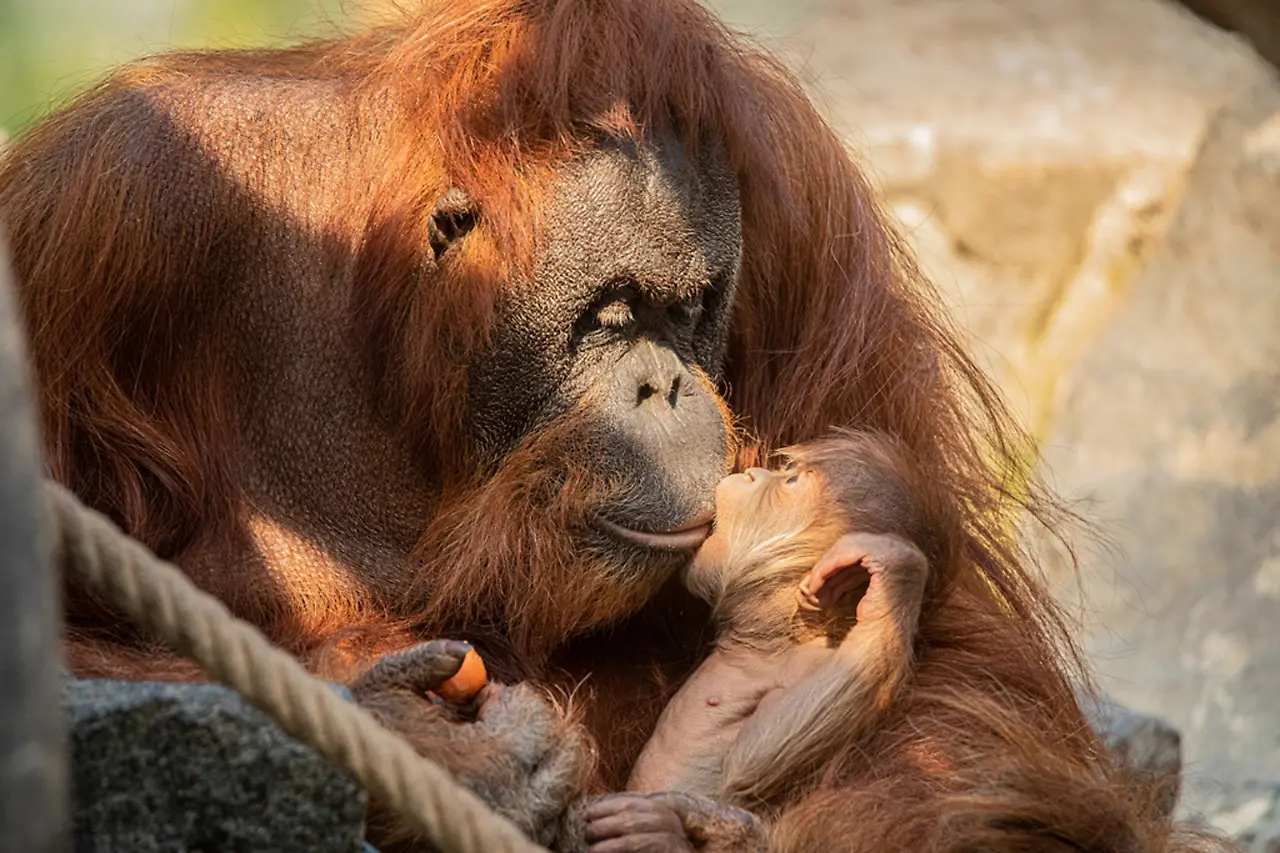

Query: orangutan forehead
left=536, top=135, right=743, bottom=295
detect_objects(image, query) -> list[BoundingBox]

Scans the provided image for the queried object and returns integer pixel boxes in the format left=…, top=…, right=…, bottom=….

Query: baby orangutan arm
left=720, top=532, right=929, bottom=805
left=799, top=531, right=928, bottom=660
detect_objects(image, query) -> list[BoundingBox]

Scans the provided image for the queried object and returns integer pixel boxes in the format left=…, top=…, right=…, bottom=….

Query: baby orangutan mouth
left=594, top=509, right=716, bottom=552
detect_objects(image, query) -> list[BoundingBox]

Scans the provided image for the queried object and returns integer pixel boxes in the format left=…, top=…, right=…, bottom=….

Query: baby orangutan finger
left=795, top=575, right=822, bottom=611
left=581, top=794, right=655, bottom=821
left=583, top=795, right=684, bottom=838
left=589, top=833, right=695, bottom=853
left=350, top=639, right=472, bottom=700
left=646, top=792, right=770, bottom=853
left=800, top=565, right=868, bottom=612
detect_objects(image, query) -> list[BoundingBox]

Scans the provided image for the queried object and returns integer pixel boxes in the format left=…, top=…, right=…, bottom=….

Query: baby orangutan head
left=685, top=430, right=942, bottom=637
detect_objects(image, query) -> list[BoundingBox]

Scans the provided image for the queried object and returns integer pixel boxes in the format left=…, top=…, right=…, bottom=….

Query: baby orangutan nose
left=716, top=468, right=774, bottom=504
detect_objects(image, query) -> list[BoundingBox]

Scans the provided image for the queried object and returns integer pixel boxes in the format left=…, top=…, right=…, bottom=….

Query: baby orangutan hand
left=797, top=531, right=928, bottom=625
left=564, top=792, right=769, bottom=853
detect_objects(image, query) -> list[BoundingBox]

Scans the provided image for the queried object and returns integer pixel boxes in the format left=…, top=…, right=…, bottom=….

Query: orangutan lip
left=595, top=512, right=714, bottom=552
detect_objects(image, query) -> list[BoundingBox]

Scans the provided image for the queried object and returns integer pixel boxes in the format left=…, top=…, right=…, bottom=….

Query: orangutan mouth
left=595, top=511, right=715, bottom=552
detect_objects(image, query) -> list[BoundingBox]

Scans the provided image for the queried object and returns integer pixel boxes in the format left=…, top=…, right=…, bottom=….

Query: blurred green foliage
left=1, top=0, right=348, bottom=134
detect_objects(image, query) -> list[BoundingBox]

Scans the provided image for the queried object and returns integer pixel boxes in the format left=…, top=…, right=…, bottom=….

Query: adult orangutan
left=0, top=0, right=1225, bottom=851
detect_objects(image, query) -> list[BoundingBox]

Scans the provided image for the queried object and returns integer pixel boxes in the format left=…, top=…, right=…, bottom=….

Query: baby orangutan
left=573, top=430, right=940, bottom=852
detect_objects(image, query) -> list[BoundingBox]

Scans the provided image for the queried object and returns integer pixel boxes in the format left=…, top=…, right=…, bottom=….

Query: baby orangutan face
left=684, top=463, right=846, bottom=611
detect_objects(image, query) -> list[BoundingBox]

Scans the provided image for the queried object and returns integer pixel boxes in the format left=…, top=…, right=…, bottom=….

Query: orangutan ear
left=427, top=188, right=477, bottom=259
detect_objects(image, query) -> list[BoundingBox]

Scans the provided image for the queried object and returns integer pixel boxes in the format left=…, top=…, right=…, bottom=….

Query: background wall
left=4, top=0, right=1279, bottom=847
left=0, top=0, right=345, bottom=133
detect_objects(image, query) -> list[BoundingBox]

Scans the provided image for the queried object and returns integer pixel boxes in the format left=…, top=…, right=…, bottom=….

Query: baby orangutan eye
left=782, top=462, right=806, bottom=485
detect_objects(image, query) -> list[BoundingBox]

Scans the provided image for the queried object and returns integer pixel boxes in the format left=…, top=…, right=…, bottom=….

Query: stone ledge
left=66, top=678, right=368, bottom=853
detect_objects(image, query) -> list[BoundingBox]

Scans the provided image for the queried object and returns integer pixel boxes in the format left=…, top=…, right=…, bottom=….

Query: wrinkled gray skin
left=470, top=134, right=742, bottom=536
left=190, top=114, right=743, bottom=599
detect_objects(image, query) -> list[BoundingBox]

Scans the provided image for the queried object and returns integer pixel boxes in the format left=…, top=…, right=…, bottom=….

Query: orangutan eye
left=672, top=290, right=705, bottom=325
left=597, top=298, right=635, bottom=329
left=572, top=285, right=639, bottom=348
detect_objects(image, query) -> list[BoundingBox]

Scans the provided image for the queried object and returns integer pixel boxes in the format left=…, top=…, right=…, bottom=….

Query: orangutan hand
left=350, top=638, right=476, bottom=701
left=352, top=642, right=590, bottom=847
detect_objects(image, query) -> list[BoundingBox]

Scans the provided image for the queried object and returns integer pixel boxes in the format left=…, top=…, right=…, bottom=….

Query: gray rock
left=0, top=234, right=70, bottom=848
left=1178, top=0, right=1280, bottom=71
left=65, top=678, right=368, bottom=853
left=711, top=0, right=1276, bottom=435
left=1199, top=782, right=1280, bottom=851
left=1040, top=81, right=1280, bottom=817
left=1080, top=693, right=1182, bottom=815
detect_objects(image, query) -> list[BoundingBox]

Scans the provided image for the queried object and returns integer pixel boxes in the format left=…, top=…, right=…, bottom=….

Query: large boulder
left=718, top=0, right=1271, bottom=429
left=1038, top=81, right=1280, bottom=827
left=65, top=678, right=368, bottom=852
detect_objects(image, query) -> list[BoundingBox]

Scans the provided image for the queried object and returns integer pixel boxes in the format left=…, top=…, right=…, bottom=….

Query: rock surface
left=1080, top=693, right=1183, bottom=816
left=65, top=678, right=367, bottom=853
left=721, top=0, right=1271, bottom=427
left=1201, top=782, right=1280, bottom=853
left=816, top=0, right=1268, bottom=434
left=1180, top=0, right=1280, bottom=71
left=1040, top=80, right=1280, bottom=826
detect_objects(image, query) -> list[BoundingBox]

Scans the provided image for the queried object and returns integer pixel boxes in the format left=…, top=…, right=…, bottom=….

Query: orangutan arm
left=68, top=629, right=591, bottom=850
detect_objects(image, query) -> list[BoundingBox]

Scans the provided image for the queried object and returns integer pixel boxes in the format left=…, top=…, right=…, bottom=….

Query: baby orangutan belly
left=627, top=640, right=837, bottom=799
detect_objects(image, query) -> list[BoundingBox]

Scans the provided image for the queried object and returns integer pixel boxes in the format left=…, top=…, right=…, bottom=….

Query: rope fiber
left=45, top=480, right=550, bottom=853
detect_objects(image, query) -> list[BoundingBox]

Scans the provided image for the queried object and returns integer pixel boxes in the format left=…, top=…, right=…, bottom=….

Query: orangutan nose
left=625, top=341, right=686, bottom=410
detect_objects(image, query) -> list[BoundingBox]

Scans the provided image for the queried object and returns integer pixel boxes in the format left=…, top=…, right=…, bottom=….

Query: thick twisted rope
left=44, top=480, right=549, bottom=853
